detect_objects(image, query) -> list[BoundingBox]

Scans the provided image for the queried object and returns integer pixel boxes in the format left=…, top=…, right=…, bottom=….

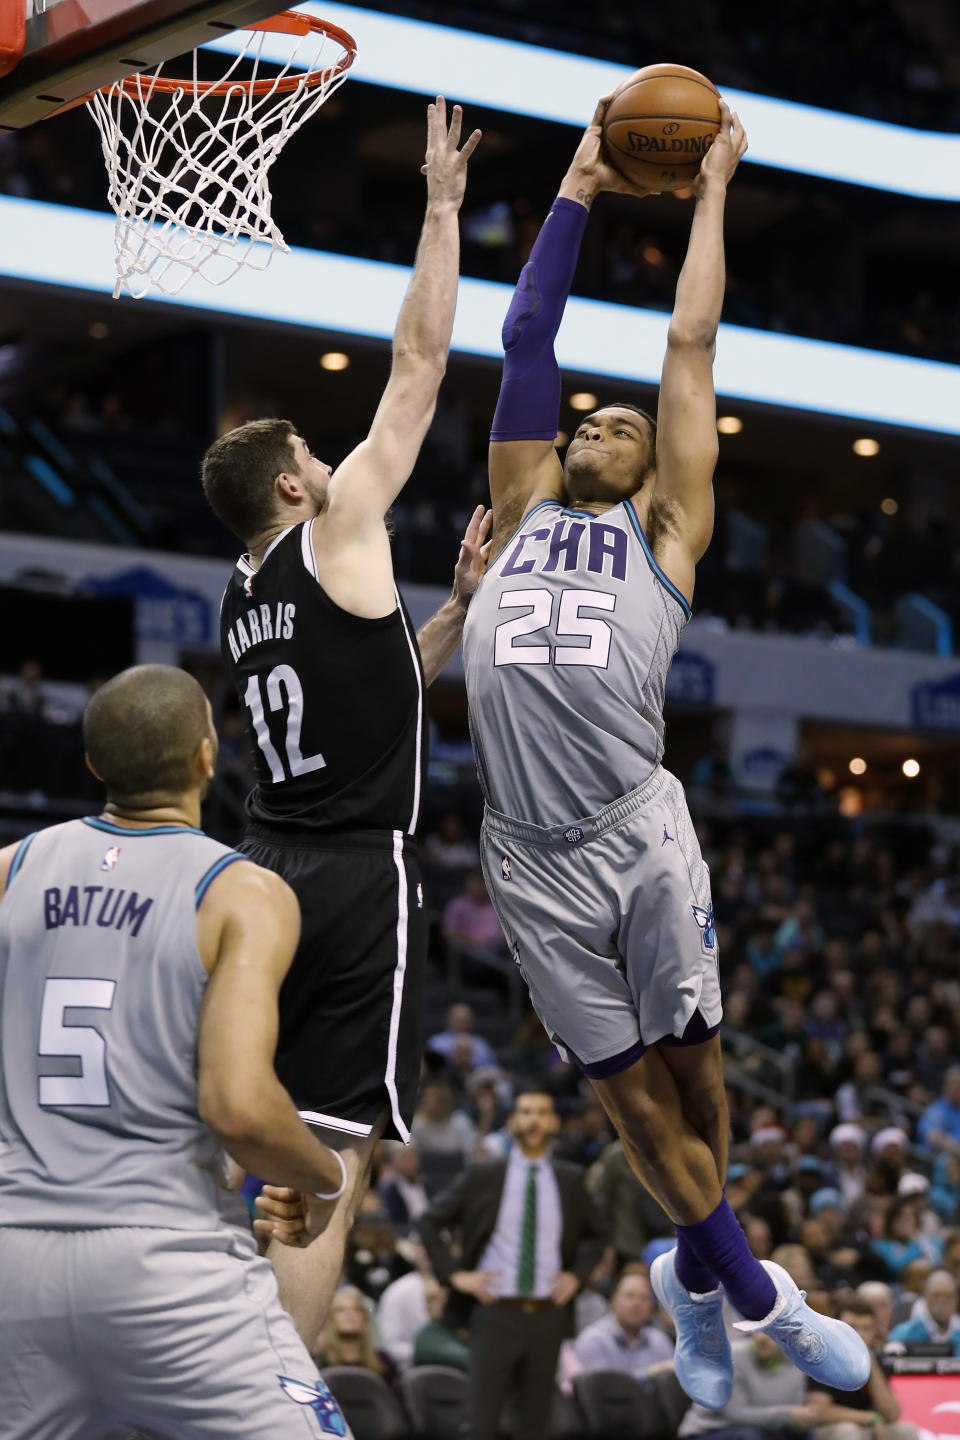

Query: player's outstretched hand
left=452, top=505, right=493, bottom=610
left=693, top=100, right=747, bottom=195
left=421, top=96, right=482, bottom=210
left=566, top=95, right=661, bottom=202
left=254, top=1184, right=338, bottom=1248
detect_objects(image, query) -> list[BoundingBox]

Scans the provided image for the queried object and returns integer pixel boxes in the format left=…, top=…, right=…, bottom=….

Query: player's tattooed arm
left=557, top=94, right=662, bottom=211
left=653, top=102, right=747, bottom=576
left=416, top=506, right=492, bottom=685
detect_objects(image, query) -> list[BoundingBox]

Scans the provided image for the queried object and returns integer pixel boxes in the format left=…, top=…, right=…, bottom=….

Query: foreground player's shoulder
left=195, top=856, right=300, bottom=972
left=199, top=855, right=297, bottom=919
left=0, top=840, right=20, bottom=902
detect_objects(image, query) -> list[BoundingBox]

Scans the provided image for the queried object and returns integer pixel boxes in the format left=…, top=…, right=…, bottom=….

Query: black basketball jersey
left=220, top=520, right=427, bottom=836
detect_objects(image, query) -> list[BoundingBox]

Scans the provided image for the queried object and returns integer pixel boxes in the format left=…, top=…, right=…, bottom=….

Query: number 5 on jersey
left=243, top=663, right=326, bottom=782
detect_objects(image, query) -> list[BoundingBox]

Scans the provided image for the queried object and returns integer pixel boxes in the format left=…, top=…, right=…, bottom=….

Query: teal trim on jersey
left=82, top=817, right=205, bottom=838
left=489, top=499, right=560, bottom=568
left=623, top=500, right=693, bottom=620
left=7, top=832, right=37, bottom=885
left=561, top=507, right=597, bottom=519
left=195, top=853, right=245, bottom=908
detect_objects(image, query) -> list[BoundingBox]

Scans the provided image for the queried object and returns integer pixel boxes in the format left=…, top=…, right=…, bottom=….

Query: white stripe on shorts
left=385, top=829, right=411, bottom=1144
left=298, top=1110, right=373, bottom=1137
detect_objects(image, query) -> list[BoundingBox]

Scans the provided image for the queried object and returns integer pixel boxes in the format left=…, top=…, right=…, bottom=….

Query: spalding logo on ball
left=602, top=63, right=721, bottom=192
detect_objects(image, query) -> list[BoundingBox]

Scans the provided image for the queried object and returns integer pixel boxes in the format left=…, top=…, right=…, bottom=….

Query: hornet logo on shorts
left=100, top=846, right=121, bottom=872
left=277, top=1376, right=347, bottom=1436
left=692, top=904, right=716, bottom=951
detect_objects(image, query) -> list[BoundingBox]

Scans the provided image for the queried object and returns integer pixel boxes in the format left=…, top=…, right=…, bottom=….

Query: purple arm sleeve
left=490, top=197, right=589, bottom=443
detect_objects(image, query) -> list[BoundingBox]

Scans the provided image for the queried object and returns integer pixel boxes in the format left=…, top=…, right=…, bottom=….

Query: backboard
left=0, top=0, right=286, bottom=129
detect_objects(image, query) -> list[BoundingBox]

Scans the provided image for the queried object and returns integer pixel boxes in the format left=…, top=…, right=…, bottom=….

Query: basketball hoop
left=85, top=11, right=356, bottom=300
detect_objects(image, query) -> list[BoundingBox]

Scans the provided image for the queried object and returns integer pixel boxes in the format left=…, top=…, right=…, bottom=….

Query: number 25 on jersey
left=494, top=588, right=616, bottom=667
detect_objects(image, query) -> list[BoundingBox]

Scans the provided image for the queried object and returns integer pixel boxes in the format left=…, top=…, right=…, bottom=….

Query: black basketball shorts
left=240, top=825, right=427, bottom=1144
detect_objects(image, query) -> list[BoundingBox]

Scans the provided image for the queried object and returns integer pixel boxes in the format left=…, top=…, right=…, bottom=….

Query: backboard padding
left=0, top=0, right=284, bottom=128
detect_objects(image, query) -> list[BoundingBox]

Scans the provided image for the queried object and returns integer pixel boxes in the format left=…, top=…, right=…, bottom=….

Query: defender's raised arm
left=323, top=98, right=481, bottom=523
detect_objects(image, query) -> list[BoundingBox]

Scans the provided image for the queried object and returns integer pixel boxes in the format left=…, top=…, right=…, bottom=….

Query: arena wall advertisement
left=2, top=530, right=958, bottom=746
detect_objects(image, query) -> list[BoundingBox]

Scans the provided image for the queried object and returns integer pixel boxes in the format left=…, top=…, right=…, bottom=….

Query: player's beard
left=565, top=448, right=628, bottom=504
left=300, top=473, right=329, bottom=517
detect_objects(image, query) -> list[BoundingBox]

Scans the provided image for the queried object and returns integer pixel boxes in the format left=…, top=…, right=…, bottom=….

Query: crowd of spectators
left=236, top=796, right=960, bottom=1436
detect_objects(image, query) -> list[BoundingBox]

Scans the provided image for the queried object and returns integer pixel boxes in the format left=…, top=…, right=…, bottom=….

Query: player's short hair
left=83, top=665, right=209, bottom=804
left=201, top=417, right=299, bottom=543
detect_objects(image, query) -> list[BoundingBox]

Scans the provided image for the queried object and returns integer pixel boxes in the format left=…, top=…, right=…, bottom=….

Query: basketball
left=602, top=63, right=721, bottom=192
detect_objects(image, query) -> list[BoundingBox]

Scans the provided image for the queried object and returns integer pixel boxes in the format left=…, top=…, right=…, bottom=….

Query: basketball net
left=86, top=13, right=356, bottom=300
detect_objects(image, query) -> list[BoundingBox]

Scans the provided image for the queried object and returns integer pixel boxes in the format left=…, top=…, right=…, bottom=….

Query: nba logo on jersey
left=501, top=855, right=512, bottom=881
left=416, top=882, right=424, bottom=909
left=243, top=574, right=253, bottom=597
left=100, top=846, right=121, bottom=872
left=692, top=904, right=716, bottom=951
left=277, top=1376, right=347, bottom=1436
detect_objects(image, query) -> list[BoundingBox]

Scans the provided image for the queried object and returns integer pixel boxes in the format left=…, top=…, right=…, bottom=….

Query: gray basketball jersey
left=0, top=817, right=247, bottom=1231
left=462, top=499, right=690, bottom=826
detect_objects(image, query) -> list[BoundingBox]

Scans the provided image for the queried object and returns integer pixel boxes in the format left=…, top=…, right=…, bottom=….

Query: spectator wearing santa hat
left=830, top=1123, right=868, bottom=1208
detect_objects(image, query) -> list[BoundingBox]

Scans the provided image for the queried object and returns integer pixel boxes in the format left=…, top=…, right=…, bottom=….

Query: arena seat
left=572, top=1369, right=664, bottom=1440
left=500, top=1384, right=583, bottom=1440
left=399, top=1365, right=467, bottom=1439
left=319, top=1366, right=409, bottom=1440
left=650, top=1367, right=691, bottom=1433
left=546, top=1386, right=583, bottom=1439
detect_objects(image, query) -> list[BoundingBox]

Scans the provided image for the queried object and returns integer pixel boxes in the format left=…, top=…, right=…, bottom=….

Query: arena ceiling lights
left=201, top=3, right=960, bottom=202
left=1, top=194, right=958, bottom=437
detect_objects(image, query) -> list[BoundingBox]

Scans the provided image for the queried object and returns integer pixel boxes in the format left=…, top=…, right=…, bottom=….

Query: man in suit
left=418, top=1088, right=606, bottom=1440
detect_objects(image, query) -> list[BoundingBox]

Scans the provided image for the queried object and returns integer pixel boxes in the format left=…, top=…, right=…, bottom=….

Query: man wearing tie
left=419, top=1088, right=606, bottom=1440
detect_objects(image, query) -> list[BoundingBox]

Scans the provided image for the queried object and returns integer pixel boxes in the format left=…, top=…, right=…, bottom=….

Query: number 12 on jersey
left=243, top=663, right=326, bottom=783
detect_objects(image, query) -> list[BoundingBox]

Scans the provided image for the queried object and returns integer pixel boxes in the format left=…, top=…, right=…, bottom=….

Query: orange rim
left=109, top=10, right=356, bottom=98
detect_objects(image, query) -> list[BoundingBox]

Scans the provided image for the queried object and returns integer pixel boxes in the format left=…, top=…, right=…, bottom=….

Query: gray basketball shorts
left=480, top=766, right=721, bottom=1077
left=0, top=1224, right=353, bottom=1440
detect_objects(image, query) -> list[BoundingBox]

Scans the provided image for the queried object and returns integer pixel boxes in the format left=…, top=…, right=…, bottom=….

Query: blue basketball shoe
left=650, top=1248, right=732, bottom=1409
left=732, top=1260, right=871, bottom=1389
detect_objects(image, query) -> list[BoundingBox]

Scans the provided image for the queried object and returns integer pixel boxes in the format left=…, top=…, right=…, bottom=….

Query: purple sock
left=676, top=1197, right=777, bottom=1319
left=675, top=1229, right=719, bottom=1295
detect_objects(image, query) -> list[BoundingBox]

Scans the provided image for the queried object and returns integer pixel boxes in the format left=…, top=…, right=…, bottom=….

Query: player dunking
left=461, top=97, right=871, bottom=1406
left=0, top=666, right=354, bottom=1440
left=204, top=98, right=483, bottom=1344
